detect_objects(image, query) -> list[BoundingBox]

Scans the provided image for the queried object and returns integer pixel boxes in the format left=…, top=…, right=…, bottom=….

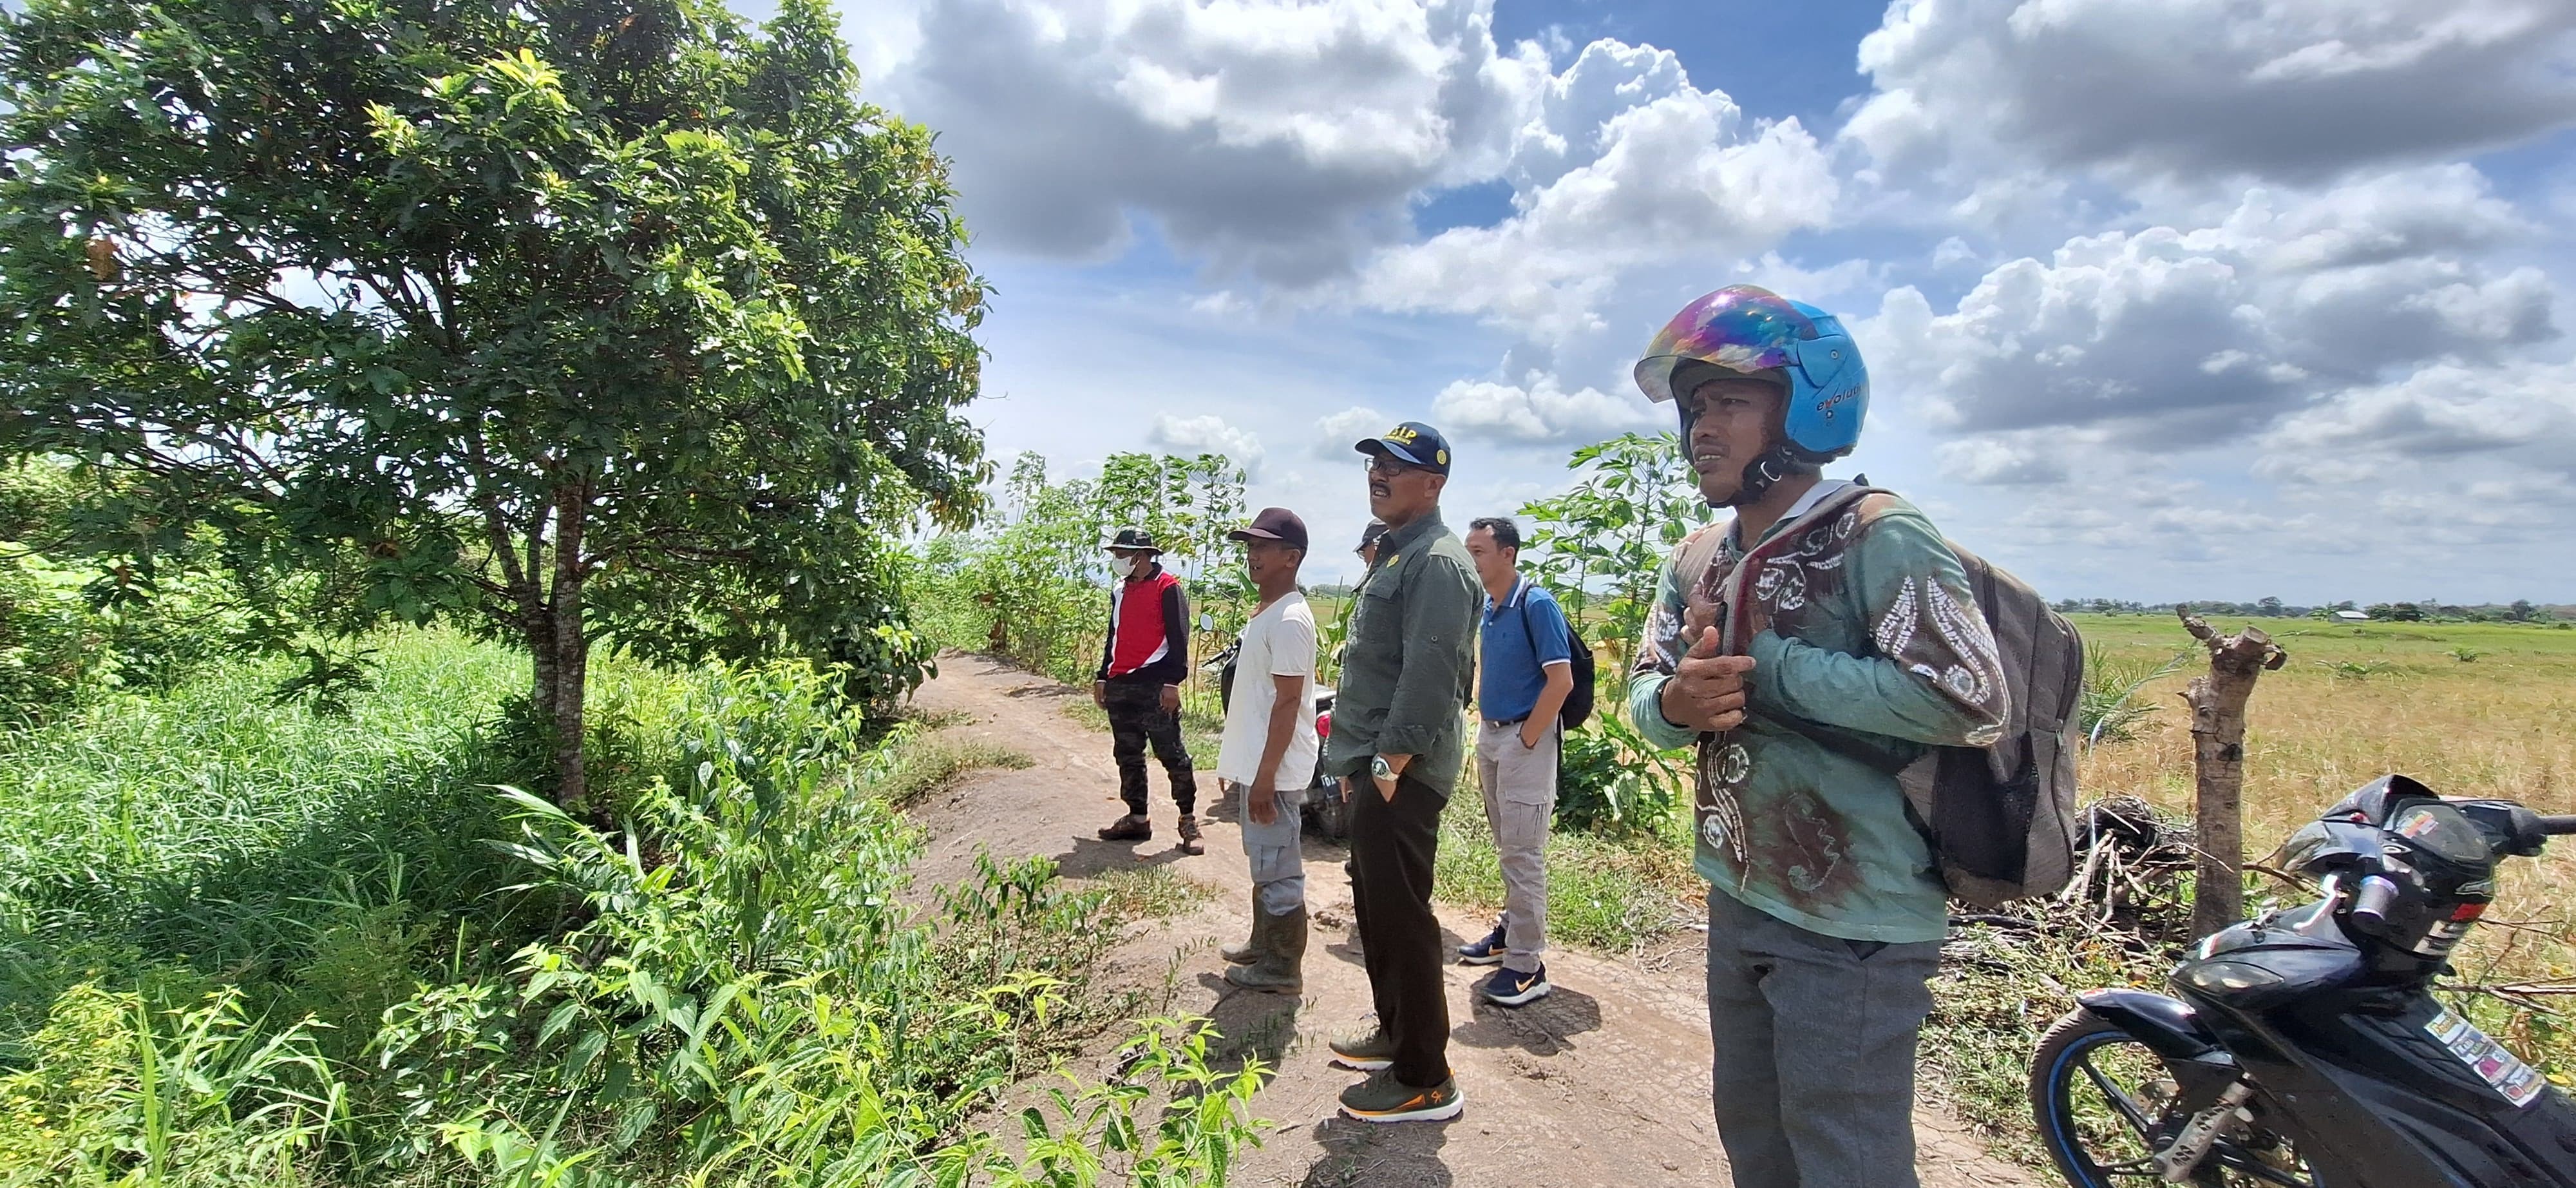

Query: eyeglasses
left=1363, top=455, right=1419, bottom=477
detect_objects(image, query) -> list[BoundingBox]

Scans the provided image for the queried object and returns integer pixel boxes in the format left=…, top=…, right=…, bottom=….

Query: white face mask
left=1119, top=555, right=1150, bottom=580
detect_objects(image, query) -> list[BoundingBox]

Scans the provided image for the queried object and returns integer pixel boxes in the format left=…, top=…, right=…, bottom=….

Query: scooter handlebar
left=2537, top=815, right=2576, bottom=837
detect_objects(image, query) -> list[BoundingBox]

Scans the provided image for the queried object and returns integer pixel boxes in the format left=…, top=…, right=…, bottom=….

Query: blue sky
left=841, top=0, right=2576, bottom=602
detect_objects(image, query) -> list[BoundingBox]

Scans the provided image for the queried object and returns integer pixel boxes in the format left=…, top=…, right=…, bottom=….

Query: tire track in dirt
left=907, top=653, right=2040, bottom=1187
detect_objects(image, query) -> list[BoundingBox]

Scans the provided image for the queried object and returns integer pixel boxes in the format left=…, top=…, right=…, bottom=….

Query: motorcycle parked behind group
left=2033, top=774, right=2576, bottom=1187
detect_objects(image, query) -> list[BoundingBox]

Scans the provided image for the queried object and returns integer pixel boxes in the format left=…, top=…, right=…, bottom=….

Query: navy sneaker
left=1479, top=964, right=1551, bottom=1007
left=1455, top=923, right=1508, bottom=966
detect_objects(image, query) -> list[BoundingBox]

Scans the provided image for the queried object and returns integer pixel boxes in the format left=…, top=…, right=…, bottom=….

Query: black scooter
left=2033, top=774, right=2576, bottom=1187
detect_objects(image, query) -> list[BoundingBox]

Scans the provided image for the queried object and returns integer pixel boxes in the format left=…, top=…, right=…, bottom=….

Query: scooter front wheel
left=2032, top=1009, right=2318, bottom=1188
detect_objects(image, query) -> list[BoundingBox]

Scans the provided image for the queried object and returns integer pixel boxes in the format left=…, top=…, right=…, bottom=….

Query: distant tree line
left=2050, top=597, right=2566, bottom=623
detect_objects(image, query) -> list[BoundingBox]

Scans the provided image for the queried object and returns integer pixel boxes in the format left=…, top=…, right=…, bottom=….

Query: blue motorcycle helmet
left=1634, top=285, right=1870, bottom=503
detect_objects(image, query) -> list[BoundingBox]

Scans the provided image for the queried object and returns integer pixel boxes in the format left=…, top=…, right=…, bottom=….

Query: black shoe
left=1097, top=814, right=1151, bottom=841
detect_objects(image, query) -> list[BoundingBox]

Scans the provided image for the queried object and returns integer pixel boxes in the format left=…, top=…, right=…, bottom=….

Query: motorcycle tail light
left=2450, top=902, right=2486, bottom=923
left=1317, top=711, right=1332, bottom=738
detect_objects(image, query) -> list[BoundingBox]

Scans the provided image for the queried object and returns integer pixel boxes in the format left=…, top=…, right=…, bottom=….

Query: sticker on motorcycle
left=2425, top=1007, right=2547, bottom=1107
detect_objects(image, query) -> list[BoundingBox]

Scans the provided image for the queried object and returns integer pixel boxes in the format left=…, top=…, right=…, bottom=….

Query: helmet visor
left=1634, top=285, right=1816, bottom=403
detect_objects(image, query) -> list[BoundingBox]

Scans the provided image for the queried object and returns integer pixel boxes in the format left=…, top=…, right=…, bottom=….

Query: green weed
left=0, top=634, right=1261, bottom=1186
left=862, top=727, right=1036, bottom=808
left=1092, top=867, right=1220, bottom=921
left=2081, top=644, right=2190, bottom=745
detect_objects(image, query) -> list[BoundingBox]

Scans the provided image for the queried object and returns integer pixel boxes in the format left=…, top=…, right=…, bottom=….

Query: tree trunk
left=2178, top=606, right=2288, bottom=939
left=548, top=481, right=590, bottom=811
left=526, top=606, right=557, bottom=725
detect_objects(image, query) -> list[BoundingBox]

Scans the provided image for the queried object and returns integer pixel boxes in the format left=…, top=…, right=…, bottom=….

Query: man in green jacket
left=1625, top=287, right=2009, bottom=1188
left=1321, top=420, right=1481, bottom=1124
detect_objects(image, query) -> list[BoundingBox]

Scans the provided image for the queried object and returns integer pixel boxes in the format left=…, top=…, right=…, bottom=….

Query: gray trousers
left=1704, top=887, right=1942, bottom=1188
left=1473, top=718, right=1557, bottom=973
left=1225, top=780, right=1305, bottom=915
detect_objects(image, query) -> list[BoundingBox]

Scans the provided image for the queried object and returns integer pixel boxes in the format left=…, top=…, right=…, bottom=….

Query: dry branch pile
left=1924, top=795, right=2206, bottom=1159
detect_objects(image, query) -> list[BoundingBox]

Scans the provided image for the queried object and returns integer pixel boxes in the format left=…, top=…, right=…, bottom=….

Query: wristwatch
left=1370, top=755, right=1397, bottom=783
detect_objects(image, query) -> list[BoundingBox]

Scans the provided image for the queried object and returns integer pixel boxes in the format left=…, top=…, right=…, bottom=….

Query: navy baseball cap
left=1354, top=420, right=1453, bottom=475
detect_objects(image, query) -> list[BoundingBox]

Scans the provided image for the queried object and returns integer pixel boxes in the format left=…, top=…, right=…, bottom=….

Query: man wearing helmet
left=1626, top=286, right=2010, bottom=1188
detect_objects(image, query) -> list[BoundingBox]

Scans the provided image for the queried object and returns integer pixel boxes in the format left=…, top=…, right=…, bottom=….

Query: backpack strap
left=1706, top=484, right=1921, bottom=767
left=1717, top=483, right=1882, bottom=655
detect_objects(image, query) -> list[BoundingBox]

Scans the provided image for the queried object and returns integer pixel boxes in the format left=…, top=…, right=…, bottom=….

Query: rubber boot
left=1221, top=912, right=1264, bottom=964
left=1225, top=905, right=1305, bottom=994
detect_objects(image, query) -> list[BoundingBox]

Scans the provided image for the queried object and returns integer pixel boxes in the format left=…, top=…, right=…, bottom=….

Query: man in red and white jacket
left=1093, top=528, right=1202, bottom=854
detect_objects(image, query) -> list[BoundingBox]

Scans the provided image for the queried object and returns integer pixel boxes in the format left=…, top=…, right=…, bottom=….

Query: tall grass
left=2072, top=617, right=2576, bottom=1068
left=0, top=630, right=535, bottom=1057
left=0, top=632, right=1262, bottom=1187
left=1904, top=615, right=2576, bottom=1163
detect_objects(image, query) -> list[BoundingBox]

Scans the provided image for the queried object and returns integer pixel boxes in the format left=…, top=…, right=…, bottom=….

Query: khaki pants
left=1473, top=718, right=1557, bottom=973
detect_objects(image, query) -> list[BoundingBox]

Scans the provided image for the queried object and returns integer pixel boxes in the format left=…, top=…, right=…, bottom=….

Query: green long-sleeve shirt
left=1629, top=484, right=2009, bottom=943
left=1322, top=511, right=1480, bottom=797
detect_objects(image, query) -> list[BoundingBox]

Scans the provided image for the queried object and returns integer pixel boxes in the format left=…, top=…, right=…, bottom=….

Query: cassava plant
left=1518, top=431, right=1710, bottom=682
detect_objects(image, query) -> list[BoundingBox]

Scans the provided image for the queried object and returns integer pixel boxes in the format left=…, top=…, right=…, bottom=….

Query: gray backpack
left=1898, top=548, right=2086, bottom=908
left=1680, top=487, right=2085, bottom=908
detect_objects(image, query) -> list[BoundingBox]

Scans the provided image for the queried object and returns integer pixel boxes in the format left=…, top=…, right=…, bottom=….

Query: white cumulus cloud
left=1357, top=40, right=1836, bottom=351
left=1430, top=372, right=1658, bottom=445
left=1846, top=0, right=2576, bottom=190
left=862, top=0, right=1549, bottom=283
left=1862, top=168, right=2559, bottom=463
left=1312, top=405, right=1389, bottom=461
left=1148, top=414, right=1266, bottom=474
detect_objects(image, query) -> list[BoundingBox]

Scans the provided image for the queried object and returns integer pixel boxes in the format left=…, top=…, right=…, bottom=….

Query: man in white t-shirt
left=1217, top=506, right=1320, bottom=993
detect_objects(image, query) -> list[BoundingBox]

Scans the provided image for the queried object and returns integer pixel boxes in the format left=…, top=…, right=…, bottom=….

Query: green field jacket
left=1321, top=512, right=1481, bottom=797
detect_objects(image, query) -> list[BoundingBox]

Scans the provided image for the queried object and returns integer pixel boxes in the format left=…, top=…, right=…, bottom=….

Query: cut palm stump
left=2177, top=606, right=2289, bottom=939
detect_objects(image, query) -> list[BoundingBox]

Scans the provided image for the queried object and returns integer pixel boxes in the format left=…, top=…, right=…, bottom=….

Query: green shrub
left=0, top=637, right=1264, bottom=1187
left=0, top=551, right=108, bottom=724
left=2079, top=643, right=2190, bottom=746
left=1555, top=711, right=1689, bottom=834
left=2320, top=659, right=2396, bottom=681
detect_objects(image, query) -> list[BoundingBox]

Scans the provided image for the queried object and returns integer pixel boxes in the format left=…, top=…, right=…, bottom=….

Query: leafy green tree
left=0, top=0, right=987, bottom=806
left=909, top=450, right=1251, bottom=689
left=1518, top=431, right=1711, bottom=679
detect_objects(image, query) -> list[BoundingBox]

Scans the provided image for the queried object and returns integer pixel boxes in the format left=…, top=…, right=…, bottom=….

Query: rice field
left=2070, top=613, right=2576, bottom=1066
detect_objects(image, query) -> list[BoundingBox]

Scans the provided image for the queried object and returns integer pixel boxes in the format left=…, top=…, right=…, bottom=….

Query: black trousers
left=1104, top=681, right=1195, bottom=816
left=1349, top=771, right=1448, bottom=1087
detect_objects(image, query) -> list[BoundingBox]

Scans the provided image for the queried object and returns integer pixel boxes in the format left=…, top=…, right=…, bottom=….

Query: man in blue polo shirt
left=1459, top=516, right=1575, bottom=1006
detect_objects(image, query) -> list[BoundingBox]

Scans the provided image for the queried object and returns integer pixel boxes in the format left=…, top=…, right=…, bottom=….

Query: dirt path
left=907, top=653, right=2039, bottom=1187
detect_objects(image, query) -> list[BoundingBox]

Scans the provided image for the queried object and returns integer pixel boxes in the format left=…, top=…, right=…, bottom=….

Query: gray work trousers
left=1225, top=779, right=1305, bottom=915
left=1704, top=886, right=1942, bottom=1188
